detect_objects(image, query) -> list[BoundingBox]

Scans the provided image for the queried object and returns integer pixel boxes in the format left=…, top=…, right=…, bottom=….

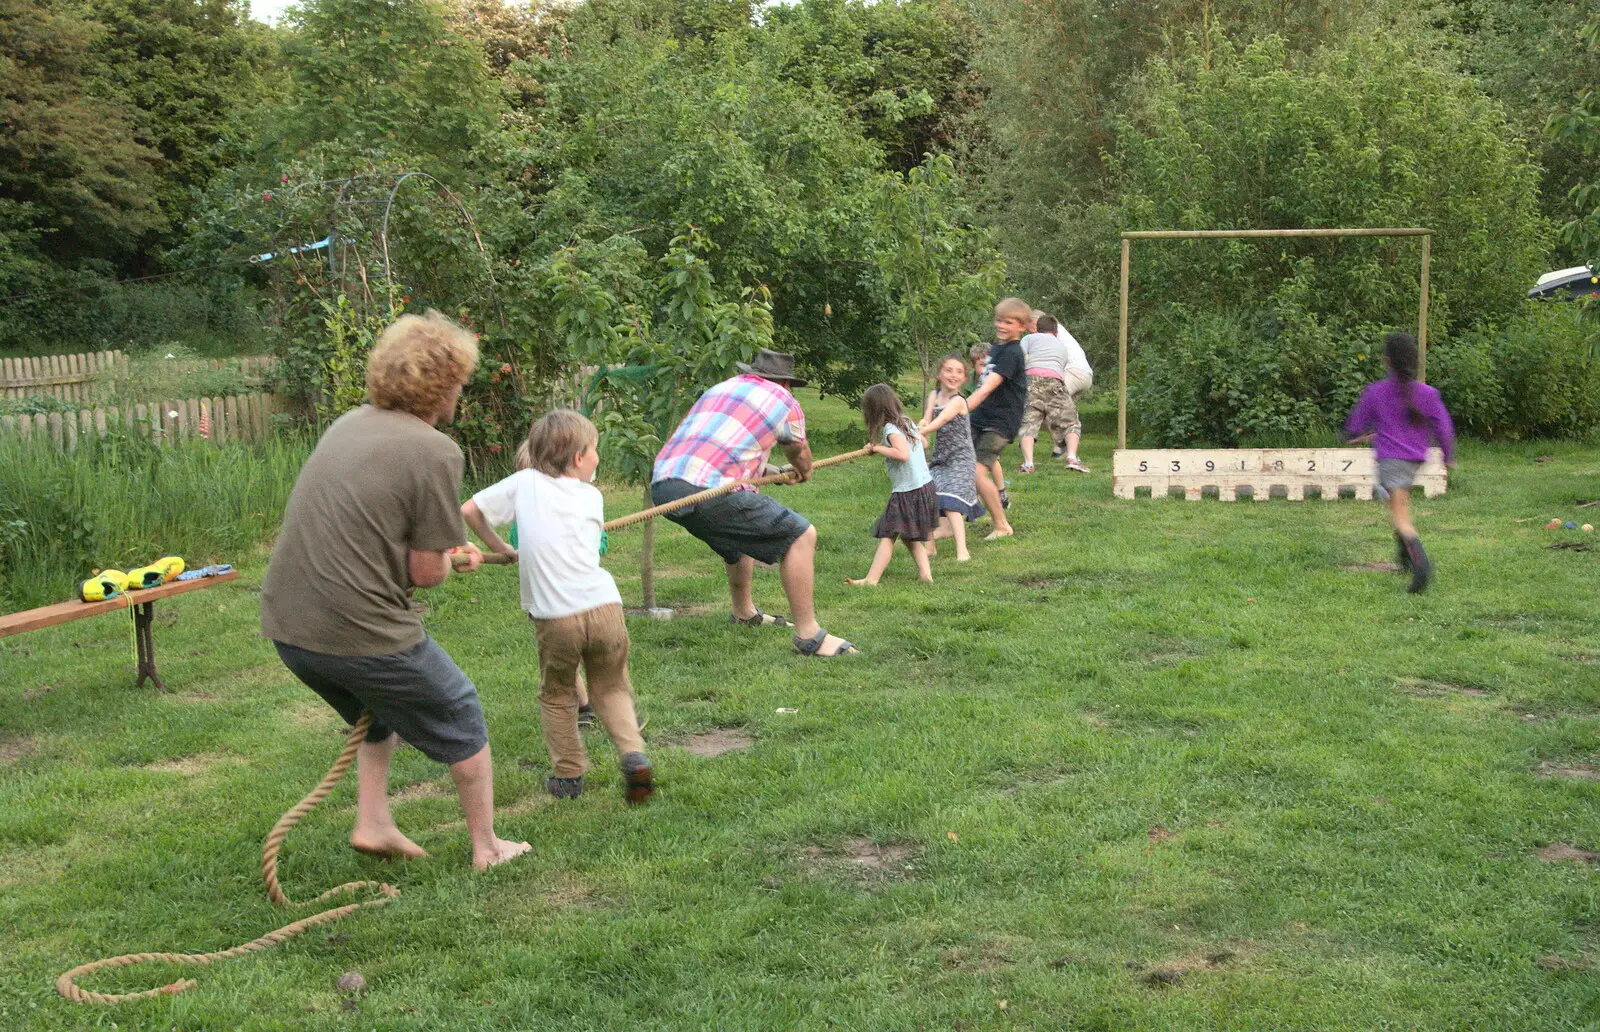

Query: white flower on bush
left=165, top=353, right=174, bottom=359
left=168, top=410, right=178, bottom=418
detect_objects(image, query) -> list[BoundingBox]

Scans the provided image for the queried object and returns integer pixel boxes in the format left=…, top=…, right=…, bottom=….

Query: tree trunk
left=640, top=484, right=656, bottom=610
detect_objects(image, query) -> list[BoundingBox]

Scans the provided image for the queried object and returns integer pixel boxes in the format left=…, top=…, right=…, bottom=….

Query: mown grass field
left=3, top=393, right=1600, bottom=1030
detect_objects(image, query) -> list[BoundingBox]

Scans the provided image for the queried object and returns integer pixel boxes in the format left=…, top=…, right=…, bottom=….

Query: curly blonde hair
left=366, top=309, right=479, bottom=418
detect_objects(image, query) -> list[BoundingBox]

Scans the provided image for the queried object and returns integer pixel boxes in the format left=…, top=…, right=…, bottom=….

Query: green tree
left=78, top=0, right=279, bottom=261
left=278, top=0, right=499, bottom=167
left=508, top=10, right=904, bottom=395
left=756, top=0, right=978, bottom=173
left=1080, top=32, right=1548, bottom=359
left=1547, top=12, right=1600, bottom=336
left=871, top=154, right=1004, bottom=395
left=0, top=0, right=164, bottom=266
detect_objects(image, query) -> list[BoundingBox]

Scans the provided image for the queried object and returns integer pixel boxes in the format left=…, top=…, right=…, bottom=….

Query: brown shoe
left=621, top=752, right=654, bottom=805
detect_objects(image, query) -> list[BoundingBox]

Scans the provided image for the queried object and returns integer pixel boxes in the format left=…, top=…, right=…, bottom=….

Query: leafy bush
left=1429, top=303, right=1600, bottom=441
left=1130, top=304, right=1386, bottom=447
left=0, top=273, right=271, bottom=353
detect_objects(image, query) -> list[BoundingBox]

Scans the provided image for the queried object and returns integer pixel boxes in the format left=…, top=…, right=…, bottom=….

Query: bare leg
left=448, top=744, right=530, bottom=871
left=847, top=538, right=895, bottom=586
left=946, top=511, right=970, bottom=561
left=907, top=539, right=933, bottom=582
left=726, top=556, right=757, bottom=620
left=975, top=461, right=1013, bottom=538
left=350, top=733, right=428, bottom=859
left=781, top=526, right=852, bottom=654
left=1389, top=486, right=1416, bottom=538
left=1019, top=435, right=1036, bottom=467
left=1065, top=430, right=1082, bottom=461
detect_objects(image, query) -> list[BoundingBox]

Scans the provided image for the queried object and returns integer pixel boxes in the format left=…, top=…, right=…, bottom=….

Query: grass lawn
left=3, top=393, right=1600, bottom=1030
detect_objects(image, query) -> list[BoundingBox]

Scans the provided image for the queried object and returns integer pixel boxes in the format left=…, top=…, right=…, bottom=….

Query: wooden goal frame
left=1115, top=227, right=1434, bottom=449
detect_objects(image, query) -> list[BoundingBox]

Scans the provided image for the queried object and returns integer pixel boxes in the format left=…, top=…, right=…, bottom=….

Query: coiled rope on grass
left=59, top=447, right=873, bottom=1004
left=58, top=715, right=397, bottom=1005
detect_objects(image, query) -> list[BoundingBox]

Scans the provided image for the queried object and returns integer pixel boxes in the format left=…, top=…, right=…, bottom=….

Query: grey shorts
left=973, top=429, right=1012, bottom=466
left=1377, top=459, right=1422, bottom=493
left=651, top=478, right=812, bottom=566
left=274, top=636, right=488, bottom=765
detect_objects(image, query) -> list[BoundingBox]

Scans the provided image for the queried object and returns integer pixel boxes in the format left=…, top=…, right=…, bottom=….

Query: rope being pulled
left=58, top=715, right=397, bottom=1005
left=59, top=449, right=874, bottom=1003
left=468, top=446, right=874, bottom=567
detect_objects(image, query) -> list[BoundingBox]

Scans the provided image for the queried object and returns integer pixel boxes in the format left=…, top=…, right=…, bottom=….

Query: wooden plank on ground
left=0, top=570, right=239, bottom=639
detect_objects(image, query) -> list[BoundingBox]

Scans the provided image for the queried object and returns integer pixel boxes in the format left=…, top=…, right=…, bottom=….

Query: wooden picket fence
left=0, top=351, right=275, bottom=401
left=0, top=394, right=287, bottom=450
left=0, top=350, right=129, bottom=401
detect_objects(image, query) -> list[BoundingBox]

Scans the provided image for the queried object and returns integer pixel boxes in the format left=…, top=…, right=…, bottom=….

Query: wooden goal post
left=1116, top=227, right=1434, bottom=449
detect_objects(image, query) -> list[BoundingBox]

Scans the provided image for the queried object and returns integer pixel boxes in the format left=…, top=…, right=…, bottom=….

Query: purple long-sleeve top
left=1345, top=377, right=1455, bottom=463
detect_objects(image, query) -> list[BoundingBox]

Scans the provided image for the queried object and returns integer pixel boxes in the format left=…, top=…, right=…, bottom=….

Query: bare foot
left=918, top=575, right=933, bottom=583
left=844, top=577, right=879, bottom=587
left=350, top=827, right=429, bottom=860
left=472, top=837, right=532, bottom=871
left=956, top=552, right=971, bottom=562
left=983, top=528, right=1014, bottom=541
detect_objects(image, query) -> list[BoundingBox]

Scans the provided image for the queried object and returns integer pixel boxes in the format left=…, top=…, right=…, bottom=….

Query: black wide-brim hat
left=736, top=348, right=808, bottom=389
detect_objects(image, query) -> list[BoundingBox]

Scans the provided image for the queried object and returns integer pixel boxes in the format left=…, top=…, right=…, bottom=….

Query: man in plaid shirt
left=651, top=349, right=857, bottom=657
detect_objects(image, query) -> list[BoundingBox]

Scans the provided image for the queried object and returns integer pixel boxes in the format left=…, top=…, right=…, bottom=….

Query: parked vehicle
left=1528, top=265, right=1599, bottom=300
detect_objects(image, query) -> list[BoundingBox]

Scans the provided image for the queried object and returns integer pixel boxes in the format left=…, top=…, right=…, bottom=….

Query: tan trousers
left=532, top=602, right=645, bottom=778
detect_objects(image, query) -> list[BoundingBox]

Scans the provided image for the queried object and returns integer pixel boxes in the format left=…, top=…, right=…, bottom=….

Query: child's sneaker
left=1017, top=462, right=1035, bottom=474
left=620, top=752, right=654, bottom=805
left=1000, top=489, right=1011, bottom=510
left=577, top=704, right=597, bottom=727
left=547, top=775, right=584, bottom=799
left=1064, top=457, right=1091, bottom=474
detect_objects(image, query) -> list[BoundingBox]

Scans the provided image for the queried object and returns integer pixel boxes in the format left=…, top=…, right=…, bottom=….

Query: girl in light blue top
left=848, top=384, right=938, bottom=585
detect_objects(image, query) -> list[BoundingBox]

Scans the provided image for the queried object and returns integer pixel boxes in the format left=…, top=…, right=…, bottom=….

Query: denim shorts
left=1377, top=459, right=1422, bottom=493
left=274, top=635, right=489, bottom=765
left=651, top=478, right=812, bottom=566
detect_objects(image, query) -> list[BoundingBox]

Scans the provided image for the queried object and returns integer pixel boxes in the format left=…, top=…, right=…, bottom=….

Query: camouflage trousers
left=1019, top=370, right=1092, bottom=447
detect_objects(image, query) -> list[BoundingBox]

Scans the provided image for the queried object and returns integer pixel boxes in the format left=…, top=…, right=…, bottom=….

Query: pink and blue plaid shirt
left=652, top=375, right=807, bottom=490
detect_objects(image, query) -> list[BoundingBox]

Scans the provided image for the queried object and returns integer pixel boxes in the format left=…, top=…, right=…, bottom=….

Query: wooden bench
left=0, top=571, right=239, bottom=690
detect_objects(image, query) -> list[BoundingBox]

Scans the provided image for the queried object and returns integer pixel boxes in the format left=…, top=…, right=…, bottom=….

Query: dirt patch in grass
left=1535, top=843, right=1600, bottom=864
left=143, top=752, right=240, bottom=775
left=1129, top=948, right=1243, bottom=988
left=1396, top=676, right=1491, bottom=698
left=392, top=779, right=450, bottom=802
left=542, top=873, right=602, bottom=909
left=176, top=690, right=217, bottom=703
left=1563, top=652, right=1600, bottom=665
left=673, top=727, right=755, bottom=758
left=800, top=838, right=918, bottom=882
left=940, top=940, right=1019, bottom=973
left=0, top=736, right=37, bottom=765
left=1339, top=561, right=1401, bottom=572
left=1536, top=761, right=1600, bottom=781
left=1147, top=825, right=1178, bottom=846
left=1536, top=954, right=1598, bottom=972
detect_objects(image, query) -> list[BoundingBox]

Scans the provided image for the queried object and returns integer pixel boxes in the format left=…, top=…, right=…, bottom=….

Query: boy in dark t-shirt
left=967, top=297, right=1031, bottom=540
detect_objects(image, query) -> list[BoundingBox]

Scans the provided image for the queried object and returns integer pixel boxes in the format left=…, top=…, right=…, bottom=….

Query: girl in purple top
left=1344, top=332, right=1456, bottom=593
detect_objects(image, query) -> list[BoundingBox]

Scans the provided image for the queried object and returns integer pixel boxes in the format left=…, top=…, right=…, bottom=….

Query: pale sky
left=249, top=0, right=293, bottom=23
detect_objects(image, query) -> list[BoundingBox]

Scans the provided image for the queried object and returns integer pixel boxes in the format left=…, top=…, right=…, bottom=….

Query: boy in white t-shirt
left=462, top=410, right=652, bottom=804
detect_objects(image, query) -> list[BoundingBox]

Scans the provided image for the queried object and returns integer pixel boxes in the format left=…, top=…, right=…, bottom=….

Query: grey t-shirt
left=261, top=406, right=467, bottom=657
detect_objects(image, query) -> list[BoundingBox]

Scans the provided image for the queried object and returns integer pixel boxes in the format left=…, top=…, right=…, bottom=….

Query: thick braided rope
left=57, top=716, right=397, bottom=1005
left=604, top=447, right=873, bottom=532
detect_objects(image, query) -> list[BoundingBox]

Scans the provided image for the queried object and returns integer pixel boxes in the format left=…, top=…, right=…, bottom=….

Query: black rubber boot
left=1394, top=531, right=1412, bottom=572
left=1404, top=536, right=1431, bottom=594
